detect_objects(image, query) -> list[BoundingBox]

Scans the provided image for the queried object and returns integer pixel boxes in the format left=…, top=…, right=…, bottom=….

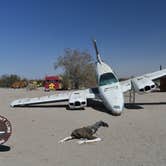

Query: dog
left=59, top=121, right=109, bottom=144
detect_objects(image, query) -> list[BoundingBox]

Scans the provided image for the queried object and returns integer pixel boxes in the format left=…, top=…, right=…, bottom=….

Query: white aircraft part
left=83, top=88, right=96, bottom=99
left=120, top=80, right=132, bottom=93
left=99, top=83, right=124, bottom=115
left=95, top=58, right=124, bottom=115
left=144, top=69, right=166, bottom=80
left=10, top=93, right=71, bottom=107
left=93, top=39, right=102, bottom=64
left=131, top=77, right=156, bottom=94
left=69, top=90, right=87, bottom=109
left=96, top=62, right=113, bottom=79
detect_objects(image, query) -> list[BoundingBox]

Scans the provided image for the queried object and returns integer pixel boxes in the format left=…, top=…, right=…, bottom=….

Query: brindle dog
left=59, top=121, right=109, bottom=144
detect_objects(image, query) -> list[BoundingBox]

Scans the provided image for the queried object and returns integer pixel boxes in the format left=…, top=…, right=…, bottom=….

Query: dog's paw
left=58, top=140, right=65, bottom=144
left=95, top=137, right=102, bottom=142
left=77, top=139, right=87, bottom=144
left=77, top=140, right=85, bottom=144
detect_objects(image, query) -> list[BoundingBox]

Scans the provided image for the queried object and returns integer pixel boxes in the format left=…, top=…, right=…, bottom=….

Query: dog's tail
left=58, top=136, right=73, bottom=143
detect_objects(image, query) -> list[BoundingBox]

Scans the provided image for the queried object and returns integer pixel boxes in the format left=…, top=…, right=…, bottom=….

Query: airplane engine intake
left=69, top=91, right=87, bottom=109
left=131, top=77, right=156, bottom=94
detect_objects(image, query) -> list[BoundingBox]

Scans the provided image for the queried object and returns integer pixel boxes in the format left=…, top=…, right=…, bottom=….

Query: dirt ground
left=0, top=88, right=166, bottom=166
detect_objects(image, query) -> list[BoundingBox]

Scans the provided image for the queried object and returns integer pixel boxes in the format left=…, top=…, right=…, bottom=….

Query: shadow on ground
left=15, top=104, right=86, bottom=111
left=125, top=103, right=143, bottom=109
left=125, top=102, right=166, bottom=109
left=13, top=100, right=166, bottom=115
left=87, top=99, right=113, bottom=115
left=134, top=102, right=166, bottom=106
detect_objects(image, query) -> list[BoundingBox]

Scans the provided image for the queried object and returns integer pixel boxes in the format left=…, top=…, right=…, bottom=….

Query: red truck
left=44, top=76, right=62, bottom=91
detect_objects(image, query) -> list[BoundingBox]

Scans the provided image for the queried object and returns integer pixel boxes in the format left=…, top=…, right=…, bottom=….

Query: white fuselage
left=96, top=61, right=124, bottom=115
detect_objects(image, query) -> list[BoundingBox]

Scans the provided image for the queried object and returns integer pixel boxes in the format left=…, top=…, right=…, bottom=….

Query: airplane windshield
left=99, top=73, right=118, bottom=86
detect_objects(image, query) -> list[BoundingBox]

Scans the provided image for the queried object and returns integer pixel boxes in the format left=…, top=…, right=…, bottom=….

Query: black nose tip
left=105, top=123, right=109, bottom=127
left=102, top=122, right=109, bottom=127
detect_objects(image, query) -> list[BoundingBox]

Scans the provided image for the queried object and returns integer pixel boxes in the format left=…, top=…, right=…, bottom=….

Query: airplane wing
left=120, top=69, right=166, bottom=93
left=120, top=80, right=132, bottom=93
left=143, top=69, right=166, bottom=80
left=10, top=92, right=71, bottom=107
left=10, top=89, right=97, bottom=107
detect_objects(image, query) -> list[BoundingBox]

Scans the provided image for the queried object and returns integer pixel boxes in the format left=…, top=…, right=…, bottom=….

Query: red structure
left=44, top=76, right=62, bottom=91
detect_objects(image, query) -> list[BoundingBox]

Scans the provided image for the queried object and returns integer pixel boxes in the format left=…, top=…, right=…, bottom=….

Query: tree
left=0, top=74, right=21, bottom=87
left=54, top=49, right=96, bottom=89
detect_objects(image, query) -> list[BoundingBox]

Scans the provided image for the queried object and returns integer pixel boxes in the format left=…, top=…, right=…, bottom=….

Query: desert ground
left=0, top=88, right=166, bottom=166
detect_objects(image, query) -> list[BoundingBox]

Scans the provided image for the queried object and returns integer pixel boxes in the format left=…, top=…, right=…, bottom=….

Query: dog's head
left=98, top=121, right=109, bottom=127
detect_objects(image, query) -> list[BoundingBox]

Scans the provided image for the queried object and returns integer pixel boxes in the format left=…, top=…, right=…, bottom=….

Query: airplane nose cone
left=111, top=105, right=123, bottom=116
left=101, top=86, right=124, bottom=115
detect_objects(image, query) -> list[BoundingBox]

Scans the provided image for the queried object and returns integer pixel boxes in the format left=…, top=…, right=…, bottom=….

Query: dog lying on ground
left=59, top=121, right=109, bottom=144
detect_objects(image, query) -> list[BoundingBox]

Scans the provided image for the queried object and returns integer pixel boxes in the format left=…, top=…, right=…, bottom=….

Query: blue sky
left=0, top=0, right=166, bottom=79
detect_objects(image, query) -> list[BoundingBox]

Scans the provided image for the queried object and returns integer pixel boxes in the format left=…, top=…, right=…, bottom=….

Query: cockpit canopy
left=99, top=73, right=118, bottom=86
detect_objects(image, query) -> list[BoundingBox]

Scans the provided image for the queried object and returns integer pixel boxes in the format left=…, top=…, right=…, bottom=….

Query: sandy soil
left=0, top=88, right=166, bottom=166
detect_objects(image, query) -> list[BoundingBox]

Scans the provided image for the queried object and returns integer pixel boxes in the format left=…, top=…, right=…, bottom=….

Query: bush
left=0, top=74, right=21, bottom=88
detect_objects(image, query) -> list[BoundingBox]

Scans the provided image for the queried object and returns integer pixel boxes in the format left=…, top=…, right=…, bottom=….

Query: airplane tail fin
left=93, top=39, right=102, bottom=64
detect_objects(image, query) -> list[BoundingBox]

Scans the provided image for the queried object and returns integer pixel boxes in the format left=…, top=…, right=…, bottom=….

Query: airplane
left=10, top=40, right=166, bottom=115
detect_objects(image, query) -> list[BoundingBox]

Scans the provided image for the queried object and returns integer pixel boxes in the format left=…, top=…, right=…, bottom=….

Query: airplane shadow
left=87, top=99, right=113, bottom=115
left=15, top=100, right=112, bottom=114
left=16, top=104, right=85, bottom=111
left=23, top=104, right=68, bottom=108
left=124, top=103, right=143, bottom=109
left=88, top=100, right=166, bottom=113
left=14, top=101, right=166, bottom=114
left=0, top=145, right=11, bottom=152
left=134, top=102, right=166, bottom=106
left=125, top=102, right=166, bottom=109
